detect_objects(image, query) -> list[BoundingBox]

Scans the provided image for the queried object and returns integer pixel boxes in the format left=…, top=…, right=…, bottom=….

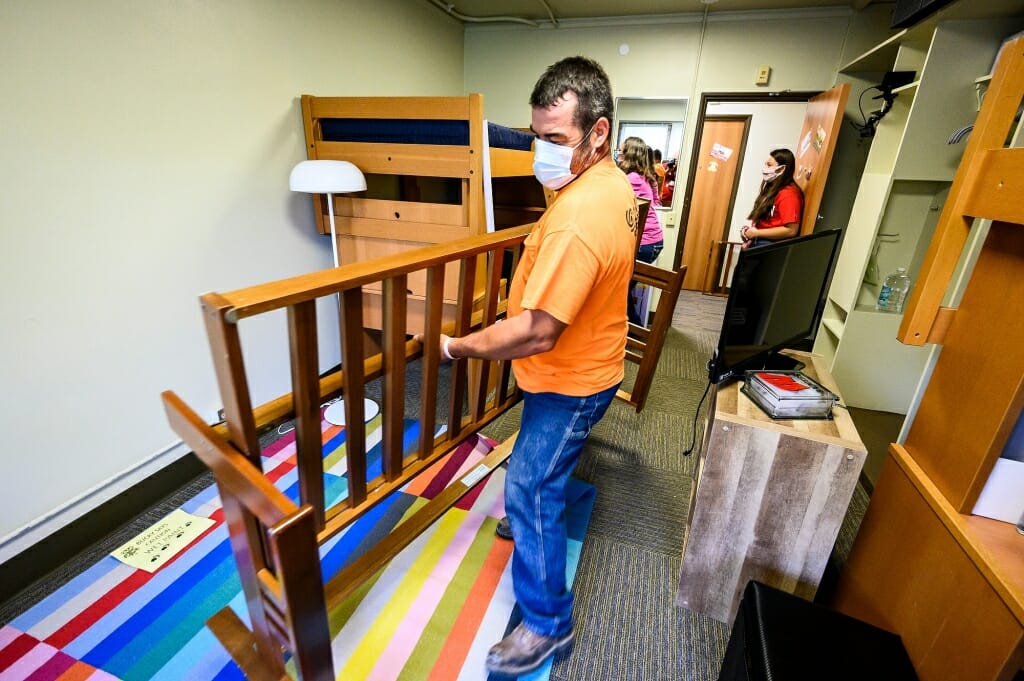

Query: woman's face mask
left=532, top=125, right=595, bottom=190
left=761, top=162, right=785, bottom=181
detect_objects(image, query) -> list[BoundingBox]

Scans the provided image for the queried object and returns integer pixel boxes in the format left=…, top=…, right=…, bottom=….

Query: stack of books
left=741, top=370, right=837, bottom=420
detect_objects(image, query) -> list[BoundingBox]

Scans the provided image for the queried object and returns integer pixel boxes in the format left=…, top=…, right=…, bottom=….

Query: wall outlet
left=756, top=65, right=771, bottom=86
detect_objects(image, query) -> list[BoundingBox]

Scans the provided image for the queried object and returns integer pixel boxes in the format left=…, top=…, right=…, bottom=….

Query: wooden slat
left=201, top=293, right=262, bottom=468
left=313, top=141, right=471, bottom=179
left=334, top=196, right=466, bottom=227
left=162, top=391, right=295, bottom=525
left=468, top=94, right=486, bottom=234
left=336, top=217, right=474, bottom=245
left=267, top=506, right=333, bottom=681
left=300, top=95, right=327, bottom=236
left=419, top=265, right=445, bottom=461
left=470, top=251, right=504, bottom=421
left=306, top=95, right=473, bottom=121
left=962, top=148, right=1024, bottom=225
left=288, top=300, right=325, bottom=529
left=382, top=276, right=407, bottom=481
left=206, top=607, right=286, bottom=681
left=324, top=433, right=518, bottom=608
left=489, top=147, right=535, bottom=176
left=338, top=289, right=367, bottom=506
left=447, top=256, right=476, bottom=436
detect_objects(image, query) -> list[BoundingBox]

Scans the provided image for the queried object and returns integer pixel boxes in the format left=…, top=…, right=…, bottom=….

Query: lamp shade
left=289, top=160, right=366, bottom=194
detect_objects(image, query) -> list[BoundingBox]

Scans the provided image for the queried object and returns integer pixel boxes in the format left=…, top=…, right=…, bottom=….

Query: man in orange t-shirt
left=419, top=56, right=637, bottom=676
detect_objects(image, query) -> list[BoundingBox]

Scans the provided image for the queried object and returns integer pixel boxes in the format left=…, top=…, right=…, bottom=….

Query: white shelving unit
left=813, top=17, right=1021, bottom=413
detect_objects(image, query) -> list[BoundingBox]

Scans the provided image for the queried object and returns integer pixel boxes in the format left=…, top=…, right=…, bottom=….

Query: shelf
left=893, top=80, right=920, bottom=94
left=853, top=303, right=898, bottom=314
left=840, top=30, right=907, bottom=74
left=822, top=318, right=844, bottom=338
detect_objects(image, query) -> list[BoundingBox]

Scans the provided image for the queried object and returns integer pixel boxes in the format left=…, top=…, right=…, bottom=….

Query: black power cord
left=682, top=367, right=714, bottom=457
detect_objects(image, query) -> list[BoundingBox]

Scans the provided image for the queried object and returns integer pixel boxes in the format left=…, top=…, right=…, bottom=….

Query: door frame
left=673, top=90, right=823, bottom=271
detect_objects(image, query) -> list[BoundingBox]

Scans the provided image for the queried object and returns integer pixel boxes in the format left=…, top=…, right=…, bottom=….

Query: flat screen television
left=708, top=229, right=842, bottom=384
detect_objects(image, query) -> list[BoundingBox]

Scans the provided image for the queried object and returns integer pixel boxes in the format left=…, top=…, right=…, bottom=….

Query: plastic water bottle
left=876, top=267, right=911, bottom=313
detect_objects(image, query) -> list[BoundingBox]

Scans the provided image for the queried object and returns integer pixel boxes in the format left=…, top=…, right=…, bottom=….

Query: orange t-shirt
left=508, top=159, right=639, bottom=396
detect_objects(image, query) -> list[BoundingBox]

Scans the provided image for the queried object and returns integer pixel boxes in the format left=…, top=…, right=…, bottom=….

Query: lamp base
left=324, top=398, right=380, bottom=426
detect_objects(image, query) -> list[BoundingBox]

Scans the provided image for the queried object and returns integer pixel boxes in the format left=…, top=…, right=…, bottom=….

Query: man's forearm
left=423, top=309, right=565, bottom=362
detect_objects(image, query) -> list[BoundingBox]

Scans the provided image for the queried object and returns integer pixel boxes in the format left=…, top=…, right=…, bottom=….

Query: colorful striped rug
left=1, top=413, right=595, bottom=681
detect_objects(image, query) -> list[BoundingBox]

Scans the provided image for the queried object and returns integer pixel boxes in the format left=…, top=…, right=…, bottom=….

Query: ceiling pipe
left=426, top=0, right=545, bottom=27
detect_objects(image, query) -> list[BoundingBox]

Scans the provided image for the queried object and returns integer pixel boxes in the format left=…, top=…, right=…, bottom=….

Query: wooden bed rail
left=162, top=224, right=531, bottom=680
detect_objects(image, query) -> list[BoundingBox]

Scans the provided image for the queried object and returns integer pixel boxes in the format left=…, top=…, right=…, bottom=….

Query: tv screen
left=708, top=229, right=841, bottom=384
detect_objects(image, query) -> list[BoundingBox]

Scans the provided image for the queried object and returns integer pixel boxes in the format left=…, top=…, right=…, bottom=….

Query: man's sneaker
left=484, top=623, right=574, bottom=675
left=495, top=516, right=513, bottom=540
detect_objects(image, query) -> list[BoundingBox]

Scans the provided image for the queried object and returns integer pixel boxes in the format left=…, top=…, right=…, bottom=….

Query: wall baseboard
left=0, top=446, right=206, bottom=607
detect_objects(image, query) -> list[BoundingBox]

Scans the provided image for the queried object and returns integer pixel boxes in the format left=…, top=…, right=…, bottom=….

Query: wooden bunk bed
left=300, top=94, right=547, bottom=334
left=830, top=36, right=1024, bottom=681
left=162, top=225, right=531, bottom=681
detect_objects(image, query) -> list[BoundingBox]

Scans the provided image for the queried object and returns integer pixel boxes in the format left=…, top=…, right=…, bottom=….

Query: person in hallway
left=652, top=147, right=666, bottom=196
left=616, top=136, right=665, bottom=324
left=416, top=56, right=637, bottom=676
left=740, top=147, right=804, bottom=248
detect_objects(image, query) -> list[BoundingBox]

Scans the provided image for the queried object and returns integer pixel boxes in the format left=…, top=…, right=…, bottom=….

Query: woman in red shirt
left=740, top=148, right=803, bottom=248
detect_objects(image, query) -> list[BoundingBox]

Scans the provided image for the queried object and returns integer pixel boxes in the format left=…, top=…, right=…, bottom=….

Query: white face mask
left=762, top=163, right=785, bottom=181
left=533, top=137, right=579, bottom=190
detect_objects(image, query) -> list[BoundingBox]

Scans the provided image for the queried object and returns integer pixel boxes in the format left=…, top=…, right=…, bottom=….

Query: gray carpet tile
left=582, top=460, right=692, bottom=557
left=580, top=404, right=700, bottom=477
left=551, top=535, right=729, bottom=681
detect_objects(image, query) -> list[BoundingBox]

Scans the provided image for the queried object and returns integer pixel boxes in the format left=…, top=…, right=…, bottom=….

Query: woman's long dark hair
left=617, top=136, right=659, bottom=199
left=748, top=148, right=802, bottom=222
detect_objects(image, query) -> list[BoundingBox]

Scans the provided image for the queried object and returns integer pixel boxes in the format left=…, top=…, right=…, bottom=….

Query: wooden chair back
left=162, top=224, right=531, bottom=680
left=617, top=263, right=688, bottom=412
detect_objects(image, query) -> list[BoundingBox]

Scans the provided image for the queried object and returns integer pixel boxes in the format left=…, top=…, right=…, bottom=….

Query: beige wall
left=465, top=6, right=896, bottom=266
left=0, top=0, right=464, bottom=559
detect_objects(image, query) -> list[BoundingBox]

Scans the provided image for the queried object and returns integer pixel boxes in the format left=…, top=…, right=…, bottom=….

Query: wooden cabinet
left=831, top=34, right=1024, bottom=681
left=676, top=353, right=866, bottom=624
left=813, top=17, right=1022, bottom=413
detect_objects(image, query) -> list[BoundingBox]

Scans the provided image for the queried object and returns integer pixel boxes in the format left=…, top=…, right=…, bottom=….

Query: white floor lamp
left=289, top=159, right=379, bottom=426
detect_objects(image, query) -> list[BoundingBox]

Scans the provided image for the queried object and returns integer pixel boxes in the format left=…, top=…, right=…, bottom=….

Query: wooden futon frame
left=162, top=225, right=531, bottom=680
left=161, top=222, right=685, bottom=679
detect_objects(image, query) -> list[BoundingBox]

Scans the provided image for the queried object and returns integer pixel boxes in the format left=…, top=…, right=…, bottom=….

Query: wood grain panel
left=904, top=220, right=1024, bottom=510
left=678, top=353, right=865, bottom=623
left=962, top=149, right=1024, bottom=224
left=335, top=196, right=467, bottom=228
left=833, top=452, right=1024, bottom=681
left=314, top=141, right=472, bottom=178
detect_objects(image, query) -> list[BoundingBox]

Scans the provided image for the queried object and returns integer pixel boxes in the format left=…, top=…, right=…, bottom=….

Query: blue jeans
left=505, top=384, right=619, bottom=637
left=629, top=241, right=664, bottom=325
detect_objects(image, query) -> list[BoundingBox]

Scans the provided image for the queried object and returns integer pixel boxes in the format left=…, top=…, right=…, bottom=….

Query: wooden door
left=792, top=84, right=850, bottom=234
left=679, top=116, right=748, bottom=290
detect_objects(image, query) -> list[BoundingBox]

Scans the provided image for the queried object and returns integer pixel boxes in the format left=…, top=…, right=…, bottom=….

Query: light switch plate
left=756, top=65, right=771, bottom=85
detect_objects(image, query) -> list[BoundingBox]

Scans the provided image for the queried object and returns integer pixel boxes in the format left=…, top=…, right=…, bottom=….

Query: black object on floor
left=717, top=581, right=919, bottom=681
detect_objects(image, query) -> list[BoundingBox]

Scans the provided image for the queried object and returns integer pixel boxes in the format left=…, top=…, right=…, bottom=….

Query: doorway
left=678, top=116, right=749, bottom=290
left=673, top=87, right=849, bottom=290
